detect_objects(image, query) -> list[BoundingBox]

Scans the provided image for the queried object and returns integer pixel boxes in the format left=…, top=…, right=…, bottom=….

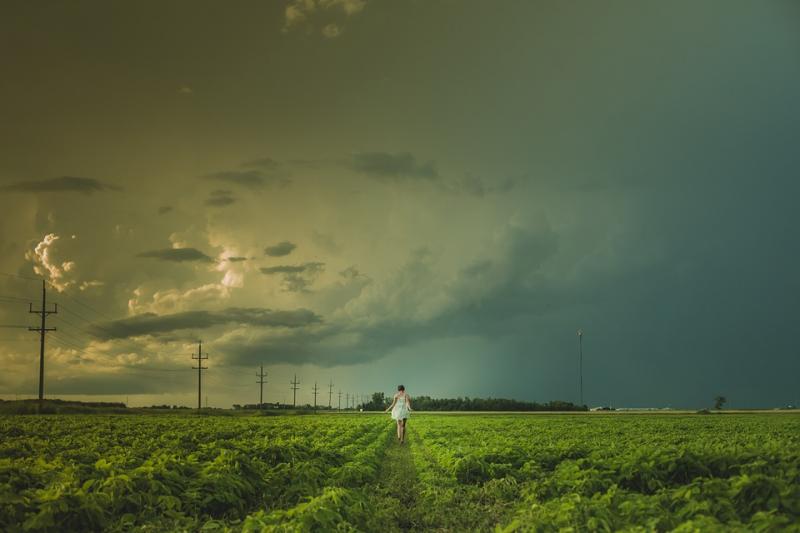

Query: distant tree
left=714, top=395, right=727, bottom=410
left=359, top=392, right=388, bottom=411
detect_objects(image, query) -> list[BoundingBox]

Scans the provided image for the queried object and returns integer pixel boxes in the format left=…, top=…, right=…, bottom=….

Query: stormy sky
left=1, top=1, right=798, bottom=408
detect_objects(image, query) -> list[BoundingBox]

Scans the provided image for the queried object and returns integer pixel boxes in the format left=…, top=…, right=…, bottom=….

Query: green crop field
left=1, top=413, right=799, bottom=532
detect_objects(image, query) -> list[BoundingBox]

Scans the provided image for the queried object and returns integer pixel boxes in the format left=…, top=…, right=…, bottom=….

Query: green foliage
left=0, top=414, right=389, bottom=532
left=409, top=414, right=800, bottom=531
left=0, top=413, right=798, bottom=531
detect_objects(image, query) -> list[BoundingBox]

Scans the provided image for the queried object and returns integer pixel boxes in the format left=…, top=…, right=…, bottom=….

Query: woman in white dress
left=385, top=385, right=413, bottom=444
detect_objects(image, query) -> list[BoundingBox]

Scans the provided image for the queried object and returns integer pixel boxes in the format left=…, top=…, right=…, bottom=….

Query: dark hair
left=397, top=384, right=405, bottom=391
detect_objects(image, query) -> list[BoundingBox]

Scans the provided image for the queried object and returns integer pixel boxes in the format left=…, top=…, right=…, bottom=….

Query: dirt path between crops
left=371, top=431, right=422, bottom=531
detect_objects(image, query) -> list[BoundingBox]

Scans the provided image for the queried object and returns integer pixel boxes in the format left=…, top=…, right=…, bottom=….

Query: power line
left=43, top=282, right=118, bottom=323
left=0, top=301, right=30, bottom=308
left=47, top=334, right=123, bottom=367
left=53, top=313, right=98, bottom=339
left=0, top=271, right=40, bottom=282
left=33, top=332, right=188, bottom=374
left=49, top=332, right=107, bottom=359
left=0, top=271, right=118, bottom=324
left=0, top=294, right=31, bottom=302
left=49, top=333, right=91, bottom=353
left=59, top=305, right=117, bottom=337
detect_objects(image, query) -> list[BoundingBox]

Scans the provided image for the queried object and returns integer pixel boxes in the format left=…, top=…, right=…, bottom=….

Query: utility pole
left=290, top=374, right=300, bottom=407
left=328, top=379, right=334, bottom=409
left=345, top=392, right=350, bottom=410
left=257, top=365, right=267, bottom=408
left=312, top=382, right=319, bottom=412
left=192, top=341, right=208, bottom=411
left=577, top=329, right=584, bottom=407
left=338, top=390, right=342, bottom=411
left=29, top=279, right=57, bottom=403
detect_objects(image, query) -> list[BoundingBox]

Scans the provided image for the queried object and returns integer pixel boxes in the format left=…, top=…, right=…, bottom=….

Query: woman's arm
left=385, top=394, right=397, bottom=413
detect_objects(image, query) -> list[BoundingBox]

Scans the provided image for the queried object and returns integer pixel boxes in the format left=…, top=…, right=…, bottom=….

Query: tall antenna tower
left=338, top=390, right=342, bottom=411
left=191, top=341, right=208, bottom=411
left=28, top=280, right=57, bottom=402
left=328, top=379, right=334, bottom=408
left=577, top=329, right=584, bottom=407
left=290, top=374, right=300, bottom=407
left=312, top=382, right=319, bottom=412
left=256, top=365, right=267, bottom=408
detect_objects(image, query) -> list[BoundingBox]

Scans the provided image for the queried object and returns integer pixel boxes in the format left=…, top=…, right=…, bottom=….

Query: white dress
left=391, top=394, right=411, bottom=420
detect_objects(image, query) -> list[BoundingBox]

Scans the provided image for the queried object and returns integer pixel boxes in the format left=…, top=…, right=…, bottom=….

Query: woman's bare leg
left=400, top=419, right=407, bottom=443
left=396, top=421, right=401, bottom=440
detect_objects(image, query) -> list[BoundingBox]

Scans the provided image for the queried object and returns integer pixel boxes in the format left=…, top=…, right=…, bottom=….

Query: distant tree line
left=232, top=403, right=334, bottom=410
left=0, top=398, right=128, bottom=414
left=358, top=393, right=586, bottom=412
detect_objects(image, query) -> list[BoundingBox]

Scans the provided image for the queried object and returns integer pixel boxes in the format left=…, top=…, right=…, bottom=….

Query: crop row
left=408, top=414, right=800, bottom=531
left=0, top=415, right=392, bottom=532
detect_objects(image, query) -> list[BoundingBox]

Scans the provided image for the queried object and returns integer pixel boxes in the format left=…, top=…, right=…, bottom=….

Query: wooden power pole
left=28, top=280, right=57, bottom=402
left=290, top=374, right=300, bottom=407
left=256, top=365, right=267, bottom=408
left=192, top=341, right=208, bottom=410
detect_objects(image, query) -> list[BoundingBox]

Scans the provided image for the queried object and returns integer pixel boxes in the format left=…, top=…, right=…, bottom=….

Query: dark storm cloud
left=264, top=241, right=297, bottom=257
left=46, top=372, right=184, bottom=395
left=444, top=175, right=516, bottom=197
left=260, top=262, right=325, bottom=292
left=217, top=326, right=366, bottom=367
left=206, top=196, right=236, bottom=207
left=136, top=247, right=215, bottom=263
left=157, top=206, right=173, bottom=215
left=88, top=307, right=322, bottom=340
left=0, top=1, right=796, bottom=408
left=260, top=262, right=323, bottom=274
left=339, top=266, right=362, bottom=279
left=222, top=226, right=561, bottom=367
left=205, top=189, right=236, bottom=207
left=225, top=256, right=248, bottom=262
left=351, top=152, right=438, bottom=181
left=203, top=170, right=290, bottom=189
left=311, top=230, right=341, bottom=253
left=0, top=176, right=122, bottom=194
left=241, top=157, right=280, bottom=170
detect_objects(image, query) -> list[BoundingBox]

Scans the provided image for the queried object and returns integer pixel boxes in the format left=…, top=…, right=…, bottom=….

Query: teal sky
left=0, top=1, right=798, bottom=408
